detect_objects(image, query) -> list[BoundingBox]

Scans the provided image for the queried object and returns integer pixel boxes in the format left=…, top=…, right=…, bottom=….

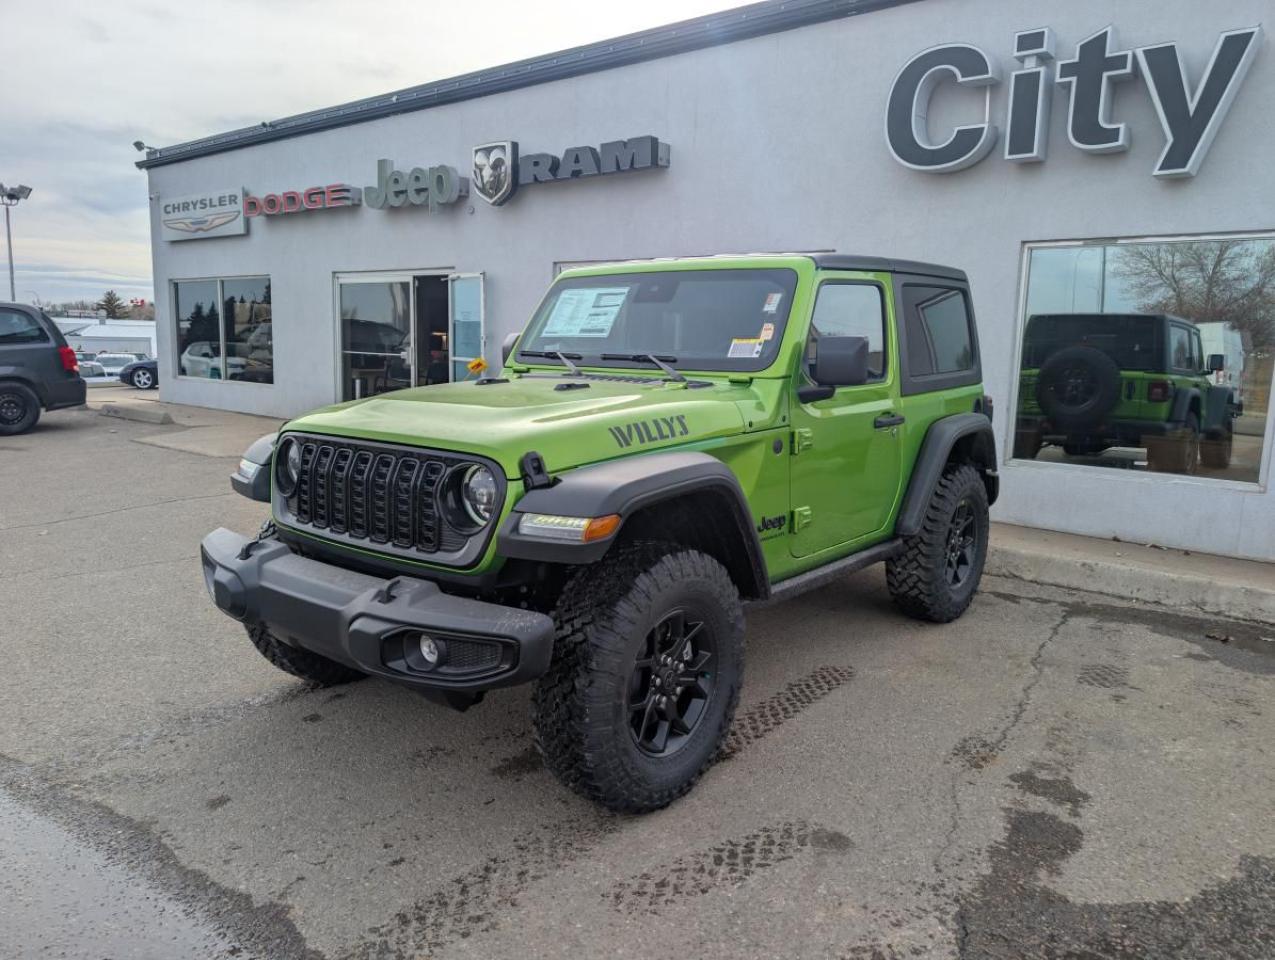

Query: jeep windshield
left=516, top=268, right=799, bottom=373
left=1023, top=314, right=1161, bottom=371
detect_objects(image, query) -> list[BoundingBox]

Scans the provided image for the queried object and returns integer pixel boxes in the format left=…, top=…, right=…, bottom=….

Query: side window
left=807, top=283, right=886, bottom=381
left=903, top=285, right=974, bottom=376
left=0, top=308, right=48, bottom=344
left=1170, top=326, right=1191, bottom=370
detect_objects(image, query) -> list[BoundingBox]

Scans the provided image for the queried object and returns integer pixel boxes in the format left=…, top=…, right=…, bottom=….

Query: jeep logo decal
left=756, top=514, right=787, bottom=537
left=608, top=415, right=689, bottom=448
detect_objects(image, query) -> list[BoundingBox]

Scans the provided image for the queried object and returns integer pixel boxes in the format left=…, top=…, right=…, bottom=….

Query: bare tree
left=1113, top=240, right=1275, bottom=352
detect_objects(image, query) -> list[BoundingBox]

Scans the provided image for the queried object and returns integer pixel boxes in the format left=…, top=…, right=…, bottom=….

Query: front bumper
left=199, top=528, right=555, bottom=692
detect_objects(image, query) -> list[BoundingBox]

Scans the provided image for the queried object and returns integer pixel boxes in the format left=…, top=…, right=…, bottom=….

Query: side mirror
left=502, top=331, right=520, bottom=366
left=798, top=336, right=869, bottom=402
left=1207, top=353, right=1225, bottom=372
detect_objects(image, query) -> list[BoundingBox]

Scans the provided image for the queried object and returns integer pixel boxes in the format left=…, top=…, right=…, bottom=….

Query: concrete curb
left=99, top=403, right=173, bottom=426
left=988, top=526, right=1275, bottom=626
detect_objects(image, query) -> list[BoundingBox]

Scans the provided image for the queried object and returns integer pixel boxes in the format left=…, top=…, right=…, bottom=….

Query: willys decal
left=608, top=415, right=690, bottom=448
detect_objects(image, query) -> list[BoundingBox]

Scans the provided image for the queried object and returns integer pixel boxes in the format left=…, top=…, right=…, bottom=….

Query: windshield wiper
left=520, top=350, right=583, bottom=375
left=600, top=353, right=686, bottom=382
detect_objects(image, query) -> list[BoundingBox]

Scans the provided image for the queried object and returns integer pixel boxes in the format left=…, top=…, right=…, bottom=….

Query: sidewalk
left=989, top=522, right=1275, bottom=625
left=87, top=385, right=283, bottom=458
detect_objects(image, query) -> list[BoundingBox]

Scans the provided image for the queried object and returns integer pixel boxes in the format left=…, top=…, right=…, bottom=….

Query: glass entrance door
left=339, top=277, right=412, bottom=401
left=448, top=273, right=485, bottom=380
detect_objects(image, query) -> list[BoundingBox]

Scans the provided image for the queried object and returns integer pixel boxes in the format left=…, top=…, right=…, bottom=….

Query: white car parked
left=180, top=342, right=247, bottom=379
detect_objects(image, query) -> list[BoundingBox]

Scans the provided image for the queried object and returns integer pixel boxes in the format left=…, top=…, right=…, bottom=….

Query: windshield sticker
left=543, top=287, right=629, bottom=338
left=729, top=337, right=764, bottom=359
left=759, top=322, right=775, bottom=341
left=762, top=292, right=783, bottom=314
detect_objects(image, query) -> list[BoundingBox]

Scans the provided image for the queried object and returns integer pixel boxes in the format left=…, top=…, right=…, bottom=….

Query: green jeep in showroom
left=1014, top=312, right=1240, bottom=472
left=201, top=255, right=997, bottom=811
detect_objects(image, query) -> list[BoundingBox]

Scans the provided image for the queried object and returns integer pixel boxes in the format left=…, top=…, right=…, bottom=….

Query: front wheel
left=886, top=464, right=990, bottom=623
left=533, top=543, right=744, bottom=813
left=131, top=368, right=156, bottom=389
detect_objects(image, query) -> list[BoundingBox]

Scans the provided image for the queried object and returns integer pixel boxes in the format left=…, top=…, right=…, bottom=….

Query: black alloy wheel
left=944, top=499, right=977, bottom=589
left=628, top=608, right=715, bottom=757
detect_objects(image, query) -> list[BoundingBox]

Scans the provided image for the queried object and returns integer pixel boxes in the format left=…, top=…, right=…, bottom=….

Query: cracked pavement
left=1, top=404, right=1273, bottom=959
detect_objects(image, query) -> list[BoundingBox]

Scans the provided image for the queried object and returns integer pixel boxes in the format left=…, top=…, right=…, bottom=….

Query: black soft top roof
left=809, top=255, right=967, bottom=282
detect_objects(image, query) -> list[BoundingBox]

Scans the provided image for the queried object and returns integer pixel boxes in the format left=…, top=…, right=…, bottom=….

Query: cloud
left=2, top=0, right=739, bottom=305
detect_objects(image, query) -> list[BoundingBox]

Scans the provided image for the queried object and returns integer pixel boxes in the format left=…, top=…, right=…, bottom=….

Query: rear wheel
left=1200, top=425, right=1233, bottom=469
left=131, top=367, right=155, bottom=389
left=886, top=464, right=989, bottom=623
left=533, top=542, right=743, bottom=813
left=1147, top=412, right=1200, bottom=474
left=0, top=382, right=40, bottom=435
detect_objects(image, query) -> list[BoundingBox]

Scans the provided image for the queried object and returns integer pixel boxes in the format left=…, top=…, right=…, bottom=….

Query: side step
left=750, top=538, right=904, bottom=608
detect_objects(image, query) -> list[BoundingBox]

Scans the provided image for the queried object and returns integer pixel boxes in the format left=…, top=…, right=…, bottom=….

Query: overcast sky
left=4, top=0, right=740, bottom=306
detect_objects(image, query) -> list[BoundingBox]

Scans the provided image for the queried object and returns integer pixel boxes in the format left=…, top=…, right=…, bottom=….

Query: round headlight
left=460, top=464, right=497, bottom=526
left=276, top=437, right=301, bottom=496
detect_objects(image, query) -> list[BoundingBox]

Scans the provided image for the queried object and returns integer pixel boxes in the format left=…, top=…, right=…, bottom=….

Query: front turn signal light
left=519, top=512, right=621, bottom=543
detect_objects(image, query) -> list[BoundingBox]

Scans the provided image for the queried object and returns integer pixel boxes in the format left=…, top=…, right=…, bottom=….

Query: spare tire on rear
left=1036, top=345, right=1121, bottom=430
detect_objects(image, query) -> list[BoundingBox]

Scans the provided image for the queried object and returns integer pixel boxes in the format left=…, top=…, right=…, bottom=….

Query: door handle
left=874, top=413, right=905, bottom=429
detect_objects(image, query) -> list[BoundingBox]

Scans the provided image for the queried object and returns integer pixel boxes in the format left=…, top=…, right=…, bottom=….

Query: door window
left=806, top=283, right=886, bottom=381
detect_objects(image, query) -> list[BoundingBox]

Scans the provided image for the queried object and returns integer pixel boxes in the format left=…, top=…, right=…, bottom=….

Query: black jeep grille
left=286, top=437, right=471, bottom=555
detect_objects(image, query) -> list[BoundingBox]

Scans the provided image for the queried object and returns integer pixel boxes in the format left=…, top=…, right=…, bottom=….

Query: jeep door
left=788, top=275, right=902, bottom=558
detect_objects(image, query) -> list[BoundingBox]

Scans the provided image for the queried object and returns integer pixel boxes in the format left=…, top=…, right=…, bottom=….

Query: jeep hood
left=283, top=375, right=781, bottom=475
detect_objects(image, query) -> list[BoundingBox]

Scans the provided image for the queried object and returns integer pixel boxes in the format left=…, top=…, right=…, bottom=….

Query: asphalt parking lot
left=2, top=401, right=1273, bottom=959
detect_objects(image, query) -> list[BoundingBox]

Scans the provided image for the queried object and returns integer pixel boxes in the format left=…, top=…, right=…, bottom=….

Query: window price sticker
left=728, top=338, right=764, bottom=358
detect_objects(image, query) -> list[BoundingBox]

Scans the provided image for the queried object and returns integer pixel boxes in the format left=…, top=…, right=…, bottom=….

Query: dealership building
left=137, top=0, right=1274, bottom=562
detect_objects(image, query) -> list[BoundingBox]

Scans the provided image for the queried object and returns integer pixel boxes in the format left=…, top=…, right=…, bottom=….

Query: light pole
left=0, top=183, right=33, bottom=302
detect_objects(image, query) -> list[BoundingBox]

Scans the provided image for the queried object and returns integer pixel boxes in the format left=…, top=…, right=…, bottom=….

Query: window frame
left=1007, top=231, right=1275, bottom=493
left=171, top=274, right=272, bottom=386
left=892, top=275, right=982, bottom=397
left=803, top=279, right=890, bottom=386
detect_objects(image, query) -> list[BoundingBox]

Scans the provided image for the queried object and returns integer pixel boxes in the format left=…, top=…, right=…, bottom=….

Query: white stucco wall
left=144, top=0, right=1275, bottom=560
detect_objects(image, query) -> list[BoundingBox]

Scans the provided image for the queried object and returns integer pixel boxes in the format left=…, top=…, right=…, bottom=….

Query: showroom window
left=1012, top=236, right=1273, bottom=483
left=174, top=276, right=272, bottom=383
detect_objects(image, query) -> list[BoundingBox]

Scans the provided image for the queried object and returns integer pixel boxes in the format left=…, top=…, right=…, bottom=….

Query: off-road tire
left=1147, top=412, right=1200, bottom=474
left=886, top=464, right=989, bottom=624
left=0, top=382, right=40, bottom=436
left=1200, top=426, right=1233, bottom=469
left=533, top=541, right=744, bottom=813
left=245, top=621, right=366, bottom=686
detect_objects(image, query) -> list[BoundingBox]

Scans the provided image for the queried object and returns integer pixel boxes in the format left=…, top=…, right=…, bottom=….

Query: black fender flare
left=230, top=432, right=278, bottom=502
left=896, top=413, right=997, bottom=538
left=1169, top=387, right=1202, bottom=427
left=498, top=450, right=769, bottom=596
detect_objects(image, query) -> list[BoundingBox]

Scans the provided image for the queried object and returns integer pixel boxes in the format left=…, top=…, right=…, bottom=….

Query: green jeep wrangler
left=1014, top=313, right=1239, bottom=472
left=201, top=255, right=998, bottom=812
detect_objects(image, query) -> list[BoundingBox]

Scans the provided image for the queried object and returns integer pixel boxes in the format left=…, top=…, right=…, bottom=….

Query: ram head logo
left=472, top=141, right=518, bottom=206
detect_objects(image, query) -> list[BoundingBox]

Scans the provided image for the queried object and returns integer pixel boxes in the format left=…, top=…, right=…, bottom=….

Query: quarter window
left=0, top=308, right=47, bottom=343
left=1170, top=326, right=1192, bottom=370
left=807, top=283, right=886, bottom=381
left=903, top=285, right=975, bottom=376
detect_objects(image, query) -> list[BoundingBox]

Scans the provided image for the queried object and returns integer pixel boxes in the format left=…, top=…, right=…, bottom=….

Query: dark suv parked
left=0, top=303, right=86, bottom=435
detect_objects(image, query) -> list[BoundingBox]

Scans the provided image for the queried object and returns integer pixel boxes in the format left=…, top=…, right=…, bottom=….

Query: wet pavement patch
left=950, top=734, right=999, bottom=771
left=205, top=795, right=231, bottom=811
left=1008, top=770, right=1090, bottom=818
left=489, top=745, right=543, bottom=780
left=955, top=808, right=1275, bottom=959
left=1076, top=663, right=1132, bottom=690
